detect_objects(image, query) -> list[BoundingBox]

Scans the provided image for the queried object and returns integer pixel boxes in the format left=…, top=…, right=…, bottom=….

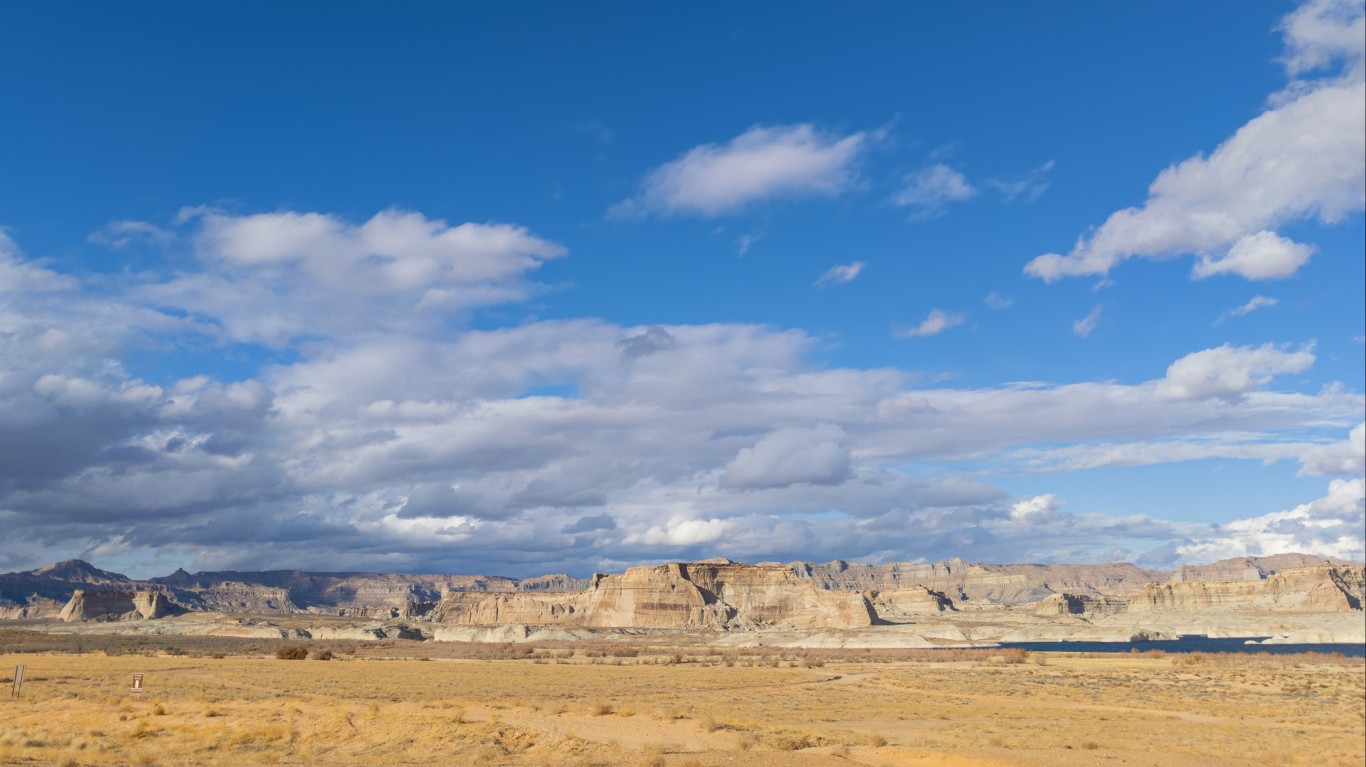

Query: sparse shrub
left=591, top=702, right=613, bottom=716
left=313, top=648, right=335, bottom=661
left=275, top=644, right=308, bottom=660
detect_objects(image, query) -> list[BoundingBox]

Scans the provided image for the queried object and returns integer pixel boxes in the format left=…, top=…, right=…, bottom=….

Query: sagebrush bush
left=275, top=644, right=308, bottom=660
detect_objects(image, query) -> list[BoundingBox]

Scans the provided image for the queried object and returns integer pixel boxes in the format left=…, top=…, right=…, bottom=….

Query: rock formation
left=1032, top=593, right=1130, bottom=617
left=1130, top=565, right=1365, bottom=613
left=432, top=561, right=876, bottom=630
left=1176, top=554, right=1349, bottom=583
left=785, top=558, right=1165, bottom=605
left=4, top=555, right=1362, bottom=644
left=58, top=589, right=180, bottom=622
left=866, top=587, right=956, bottom=622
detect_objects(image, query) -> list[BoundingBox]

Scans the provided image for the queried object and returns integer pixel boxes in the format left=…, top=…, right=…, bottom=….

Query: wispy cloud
left=1220, top=294, right=1279, bottom=321
left=983, top=291, right=1014, bottom=310
left=576, top=119, right=614, bottom=144
left=736, top=230, right=763, bottom=257
left=987, top=160, right=1055, bottom=202
left=897, top=308, right=964, bottom=338
left=815, top=261, right=865, bottom=287
left=87, top=220, right=177, bottom=250
left=609, top=123, right=875, bottom=218
left=891, top=164, right=976, bottom=217
left=1072, top=305, right=1103, bottom=337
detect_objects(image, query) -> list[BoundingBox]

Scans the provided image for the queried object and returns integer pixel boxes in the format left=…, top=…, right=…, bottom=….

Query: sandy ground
left=1, top=647, right=1362, bottom=767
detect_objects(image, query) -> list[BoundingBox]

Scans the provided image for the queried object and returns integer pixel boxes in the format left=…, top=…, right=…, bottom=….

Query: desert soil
left=1, top=644, right=1362, bottom=767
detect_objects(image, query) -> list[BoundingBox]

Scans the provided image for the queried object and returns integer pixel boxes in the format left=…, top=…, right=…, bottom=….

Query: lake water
left=998, top=636, right=1366, bottom=658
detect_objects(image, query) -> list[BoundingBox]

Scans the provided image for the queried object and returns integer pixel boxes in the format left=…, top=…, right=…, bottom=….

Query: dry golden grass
left=0, top=641, right=1361, bottom=767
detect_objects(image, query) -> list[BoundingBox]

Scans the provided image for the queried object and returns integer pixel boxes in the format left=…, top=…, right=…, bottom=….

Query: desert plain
left=2, top=631, right=1364, bottom=767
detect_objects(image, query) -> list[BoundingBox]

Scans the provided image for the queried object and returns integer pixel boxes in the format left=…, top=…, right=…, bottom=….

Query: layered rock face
left=866, top=587, right=955, bottom=622
left=1130, top=565, right=1365, bottom=613
left=0, top=598, right=65, bottom=620
left=6, top=556, right=1363, bottom=637
left=787, top=558, right=1165, bottom=605
left=1033, top=593, right=1130, bottom=617
left=430, top=562, right=876, bottom=630
left=58, top=590, right=180, bottom=622
left=1176, top=554, right=1348, bottom=583
left=150, top=568, right=527, bottom=615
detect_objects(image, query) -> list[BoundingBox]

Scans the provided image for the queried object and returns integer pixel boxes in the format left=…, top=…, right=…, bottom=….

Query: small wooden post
left=10, top=665, right=24, bottom=698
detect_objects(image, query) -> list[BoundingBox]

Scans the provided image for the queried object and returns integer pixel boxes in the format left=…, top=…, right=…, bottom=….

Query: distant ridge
left=3, top=553, right=1358, bottom=617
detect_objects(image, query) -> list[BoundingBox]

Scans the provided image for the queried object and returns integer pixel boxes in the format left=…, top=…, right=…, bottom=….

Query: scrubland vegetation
left=1, top=630, right=1362, bottom=766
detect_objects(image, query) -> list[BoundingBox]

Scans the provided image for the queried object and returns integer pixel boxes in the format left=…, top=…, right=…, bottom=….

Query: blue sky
left=0, top=1, right=1362, bottom=578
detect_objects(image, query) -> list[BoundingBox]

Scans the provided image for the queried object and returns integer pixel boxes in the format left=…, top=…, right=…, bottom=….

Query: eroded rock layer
left=1130, top=565, right=1366, bottom=613
left=58, top=589, right=180, bottom=622
left=431, top=562, right=876, bottom=630
left=3, top=556, right=1362, bottom=640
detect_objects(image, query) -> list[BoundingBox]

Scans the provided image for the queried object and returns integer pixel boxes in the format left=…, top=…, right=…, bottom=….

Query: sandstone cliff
left=786, top=558, right=1164, bottom=605
left=1176, top=554, right=1349, bottom=583
left=6, top=555, right=1363, bottom=641
left=150, top=568, right=520, bottom=615
left=58, top=589, right=181, bottom=622
left=1130, top=565, right=1365, bottom=613
left=0, top=598, right=65, bottom=620
left=866, top=587, right=956, bottom=622
left=431, top=562, right=875, bottom=630
left=1032, top=593, right=1131, bottom=618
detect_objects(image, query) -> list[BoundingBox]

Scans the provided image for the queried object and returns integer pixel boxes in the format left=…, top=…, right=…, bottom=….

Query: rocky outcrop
left=787, top=558, right=1165, bottom=605
left=1130, top=565, right=1365, bottom=613
left=150, top=568, right=520, bottom=614
left=8, top=556, right=1365, bottom=645
left=58, top=589, right=181, bottom=622
left=1033, top=593, right=1130, bottom=617
left=1, top=560, right=133, bottom=606
left=1176, top=554, right=1348, bottom=583
left=431, top=562, right=876, bottom=630
left=0, top=598, right=65, bottom=620
left=866, top=587, right=955, bottom=622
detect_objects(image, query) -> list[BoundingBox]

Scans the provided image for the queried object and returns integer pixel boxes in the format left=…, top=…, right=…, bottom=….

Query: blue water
left=998, top=636, right=1365, bottom=658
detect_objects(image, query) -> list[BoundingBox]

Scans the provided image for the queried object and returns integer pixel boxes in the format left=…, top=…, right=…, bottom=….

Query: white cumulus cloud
left=1178, top=477, right=1365, bottom=563
left=1156, top=343, right=1316, bottom=401
left=1026, top=0, right=1365, bottom=282
left=609, top=124, right=874, bottom=218
left=721, top=424, right=853, bottom=490
left=1009, top=493, right=1061, bottom=522
left=1299, top=421, right=1366, bottom=475
left=138, top=208, right=565, bottom=346
left=1192, top=231, right=1315, bottom=280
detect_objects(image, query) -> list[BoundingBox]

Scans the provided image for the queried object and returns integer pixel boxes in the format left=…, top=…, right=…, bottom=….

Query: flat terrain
left=1, top=637, right=1362, bottom=767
